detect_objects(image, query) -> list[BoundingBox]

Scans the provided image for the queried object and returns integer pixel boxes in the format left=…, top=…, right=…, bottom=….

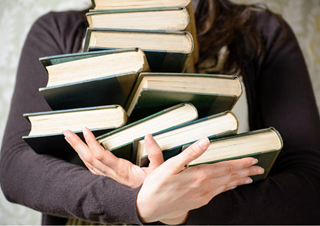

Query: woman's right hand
left=136, top=138, right=264, bottom=224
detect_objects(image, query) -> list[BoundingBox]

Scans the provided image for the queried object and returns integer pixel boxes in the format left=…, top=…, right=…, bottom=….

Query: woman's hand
left=63, top=127, right=164, bottom=188
left=136, top=138, right=265, bottom=224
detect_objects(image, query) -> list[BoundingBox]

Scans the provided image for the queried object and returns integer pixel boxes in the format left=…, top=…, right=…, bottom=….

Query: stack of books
left=23, top=0, right=283, bottom=181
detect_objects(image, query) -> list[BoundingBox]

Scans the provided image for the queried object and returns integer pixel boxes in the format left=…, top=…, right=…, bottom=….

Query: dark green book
left=97, top=103, right=198, bottom=161
left=89, top=0, right=199, bottom=64
left=132, top=111, right=238, bottom=165
left=83, top=28, right=193, bottom=72
left=39, top=48, right=150, bottom=110
left=137, top=128, right=283, bottom=182
left=23, top=105, right=127, bottom=164
left=125, top=73, right=242, bottom=121
left=180, top=128, right=283, bottom=182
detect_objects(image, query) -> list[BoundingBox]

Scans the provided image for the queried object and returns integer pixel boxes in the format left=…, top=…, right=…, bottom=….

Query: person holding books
left=1, top=0, right=320, bottom=225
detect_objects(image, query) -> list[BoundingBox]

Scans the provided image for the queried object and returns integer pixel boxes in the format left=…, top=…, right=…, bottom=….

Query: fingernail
left=230, top=186, right=237, bottom=190
left=82, top=127, right=88, bottom=134
left=64, top=136, right=71, bottom=146
left=258, top=168, right=265, bottom=174
left=198, top=138, right=209, bottom=148
left=144, top=134, right=151, bottom=144
left=63, top=130, right=70, bottom=137
left=245, top=178, right=253, bottom=184
left=252, top=159, right=258, bottom=165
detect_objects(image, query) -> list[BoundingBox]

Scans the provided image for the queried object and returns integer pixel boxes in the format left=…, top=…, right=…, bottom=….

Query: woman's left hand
left=63, top=127, right=164, bottom=188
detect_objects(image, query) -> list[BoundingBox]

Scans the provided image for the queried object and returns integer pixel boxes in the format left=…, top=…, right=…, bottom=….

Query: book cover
left=23, top=105, right=127, bottom=164
left=83, top=28, right=193, bottom=73
left=39, top=48, right=149, bottom=110
left=182, top=128, right=283, bottom=181
left=134, top=111, right=239, bottom=166
left=126, top=73, right=242, bottom=121
left=97, top=103, right=198, bottom=151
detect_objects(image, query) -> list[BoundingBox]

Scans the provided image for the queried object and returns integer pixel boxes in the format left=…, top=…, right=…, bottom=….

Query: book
left=125, top=73, right=242, bottom=121
left=97, top=103, right=198, bottom=158
left=181, top=128, right=283, bottom=181
left=87, top=8, right=191, bottom=32
left=134, top=111, right=238, bottom=166
left=90, top=0, right=199, bottom=63
left=39, top=48, right=150, bottom=110
left=23, top=105, right=127, bottom=164
left=86, top=7, right=198, bottom=66
left=83, top=28, right=193, bottom=73
left=138, top=127, right=283, bottom=182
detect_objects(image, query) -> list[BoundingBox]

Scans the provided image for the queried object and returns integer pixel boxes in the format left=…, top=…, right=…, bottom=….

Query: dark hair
left=194, top=0, right=286, bottom=74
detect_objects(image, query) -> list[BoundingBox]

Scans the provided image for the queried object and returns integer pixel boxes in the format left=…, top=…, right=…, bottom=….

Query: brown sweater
left=1, top=10, right=320, bottom=225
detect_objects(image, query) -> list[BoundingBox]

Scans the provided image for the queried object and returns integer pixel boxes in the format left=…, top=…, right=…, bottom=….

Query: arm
left=187, top=12, right=320, bottom=224
left=0, top=11, right=142, bottom=224
left=64, top=128, right=264, bottom=224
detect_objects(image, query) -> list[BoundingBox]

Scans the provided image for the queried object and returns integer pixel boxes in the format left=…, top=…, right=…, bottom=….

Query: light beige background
left=0, top=0, right=319, bottom=224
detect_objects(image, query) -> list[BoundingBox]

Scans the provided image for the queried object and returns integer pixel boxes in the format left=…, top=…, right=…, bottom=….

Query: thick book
left=181, top=128, right=283, bottom=181
left=83, top=28, right=193, bottom=73
left=39, top=48, right=150, bottom=110
left=90, top=0, right=198, bottom=63
left=134, top=111, right=238, bottom=165
left=97, top=103, right=198, bottom=160
left=125, top=73, right=242, bottom=121
left=86, top=7, right=198, bottom=66
left=23, top=105, right=127, bottom=164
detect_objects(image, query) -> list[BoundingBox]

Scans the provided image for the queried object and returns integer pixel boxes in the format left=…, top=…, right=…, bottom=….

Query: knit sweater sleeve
left=0, top=11, right=142, bottom=225
left=187, top=12, right=320, bottom=224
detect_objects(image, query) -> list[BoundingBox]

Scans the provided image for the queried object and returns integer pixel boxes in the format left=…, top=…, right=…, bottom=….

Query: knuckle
left=195, top=170, right=208, bottom=185
left=230, top=172, right=239, bottom=180
left=93, top=151, right=104, bottom=161
left=85, top=155, right=94, bottom=165
left=186, top=146, right=199, bottom=158
left=225, top=164, right=234, bottom=174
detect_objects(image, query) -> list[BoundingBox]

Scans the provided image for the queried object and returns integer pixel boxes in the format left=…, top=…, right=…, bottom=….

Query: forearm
left=187, top=147, right=320, bottom=224
left=0, top=11, right=142, bottom=224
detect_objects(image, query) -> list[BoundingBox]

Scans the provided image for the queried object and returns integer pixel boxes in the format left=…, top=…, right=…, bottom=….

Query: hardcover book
left=39, top=48, right=150, bottom=110
left=181, top=128, right=283, bottom=181
left=125, top=73, right=242, bottom=121
left=23, top=105, right=127, bottom=164
left=90, top=0, right=198, bottom=62
left=97, top=103, right=198, bottom=159
left=83, top=28, right=193, bottom=72
left=135, top=111, right=239, bottom=166
left=138, top=127, right=283, bottom=182
left=86, top=7, right=198, bottom=66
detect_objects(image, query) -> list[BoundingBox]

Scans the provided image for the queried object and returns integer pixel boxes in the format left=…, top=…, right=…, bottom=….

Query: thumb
left=163, top=137, right=210, bottom=174
left=144, top=134, right=164, bottom=169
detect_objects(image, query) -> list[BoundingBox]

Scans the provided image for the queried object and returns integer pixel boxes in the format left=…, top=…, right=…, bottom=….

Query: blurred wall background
left=0, top=0, right=319, bottom=224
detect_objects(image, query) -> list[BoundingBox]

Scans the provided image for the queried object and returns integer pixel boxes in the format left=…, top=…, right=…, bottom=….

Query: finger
left=163, top=138, right=210, bottom=174
left=82, top=127, right=119, bottom=169
left=64, top=129, right=116, bottom=176
left=144, top=134, right=164, bottom=169
left=213, top=165, right=264, bottom=188
left=196, top=157, right=259, bottom=178
left=224, top=176, right=255, bottom=190
left=63, top=130, right=93, bottom=162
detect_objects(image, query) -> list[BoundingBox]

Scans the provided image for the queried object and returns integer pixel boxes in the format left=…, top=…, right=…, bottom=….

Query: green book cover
left=39, top=48, right=148, bottom=110
left=97, top=103, right=198, bottom=151
left=23, top=105, right=126, bottom=165
left=126, top=73, right=242, bottom=121
left=39, top=48, right=137, bottom=67
left=83, top=28, right=193, bottom=73
left=23, top=129, right=112, bottom=167
left=86, top=8, right=191, bottom=34
left=89, top=0, right=198, bottom=63
left=182, top=128, right=283, bottom=182
left=40, top=72, right=138, bottom=110
left=135, top=111, right=239, bottom=166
